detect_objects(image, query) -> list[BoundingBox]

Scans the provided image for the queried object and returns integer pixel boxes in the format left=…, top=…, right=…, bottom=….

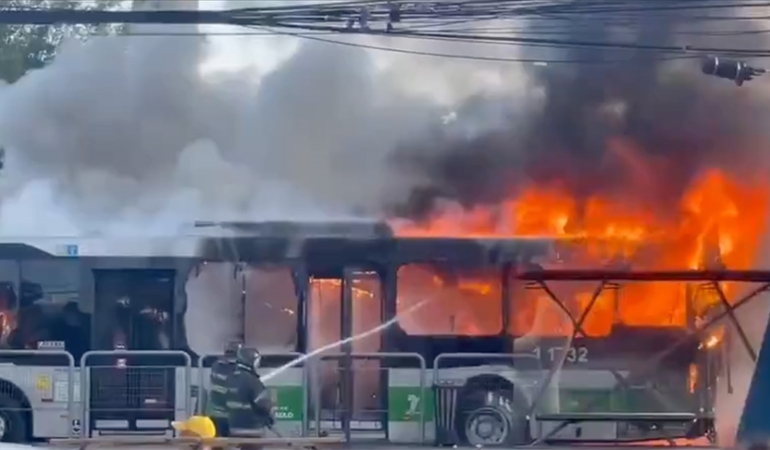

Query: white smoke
left=0, top=0, right=536, bottom=236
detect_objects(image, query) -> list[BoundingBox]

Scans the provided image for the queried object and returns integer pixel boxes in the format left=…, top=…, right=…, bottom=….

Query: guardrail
left=0, top=348, right=582, bottom=444
left=317, top=352, right=426, bottom=444
left=80, top=350, right=192, bottom=438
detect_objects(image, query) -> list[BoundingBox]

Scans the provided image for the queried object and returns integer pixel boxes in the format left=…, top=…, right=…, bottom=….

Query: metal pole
left=501, top=263, right=512, bottom=351
left=340, top=268, right=355, bottom=445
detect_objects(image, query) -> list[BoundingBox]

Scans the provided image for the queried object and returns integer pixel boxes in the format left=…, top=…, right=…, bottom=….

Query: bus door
left=308, top=269, right=384, bottom=438
left=90, top=269, right=177, bottom=435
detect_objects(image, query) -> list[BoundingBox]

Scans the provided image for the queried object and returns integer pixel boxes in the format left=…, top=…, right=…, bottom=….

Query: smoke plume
left=389, top=7, right=770, bottom=219
left=382, top=4, right=770, bottom=446
left=0, top=0, right=535, bottom=235
left=1, top=2, right=769, bottom=233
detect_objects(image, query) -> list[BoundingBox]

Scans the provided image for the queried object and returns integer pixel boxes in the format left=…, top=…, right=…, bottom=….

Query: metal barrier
left=315, top=352, right=426, bottom=445
left=80, top=350, right=192, bottom=438
left=0, top=350, right=76, bottom=439
left=432, top=352, right=541, bottom=446
left=198, top=352, right=308, bottom=437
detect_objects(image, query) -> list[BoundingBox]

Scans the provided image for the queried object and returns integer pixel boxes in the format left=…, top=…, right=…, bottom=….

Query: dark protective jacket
left=225, top=366, right=274, bottom=430
left=206, top=359, right=236, bottom=419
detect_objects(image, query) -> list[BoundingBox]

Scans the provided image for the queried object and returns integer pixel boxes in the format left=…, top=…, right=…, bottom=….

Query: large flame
left=392, top=142, right=770, bottom=337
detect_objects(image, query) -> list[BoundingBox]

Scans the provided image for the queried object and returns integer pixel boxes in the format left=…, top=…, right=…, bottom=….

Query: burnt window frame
left=393, top=261, right=508, bottom=337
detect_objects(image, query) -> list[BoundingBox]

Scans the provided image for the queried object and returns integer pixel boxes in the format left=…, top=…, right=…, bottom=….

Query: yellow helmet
left=171, top=415, right=217, bottom=438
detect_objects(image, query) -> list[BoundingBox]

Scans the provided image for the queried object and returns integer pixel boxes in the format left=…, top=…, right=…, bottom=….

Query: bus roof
left=0, top=220, right=556, bottom=266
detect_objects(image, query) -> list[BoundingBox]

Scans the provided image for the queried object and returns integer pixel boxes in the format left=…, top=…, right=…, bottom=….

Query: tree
left=0, top=0, right=124, bottom=83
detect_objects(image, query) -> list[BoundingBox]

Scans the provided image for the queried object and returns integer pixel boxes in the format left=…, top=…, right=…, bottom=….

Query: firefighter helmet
left=236, top=346, right=262, bottom=373
left=224, top=340, right=243, bottom=358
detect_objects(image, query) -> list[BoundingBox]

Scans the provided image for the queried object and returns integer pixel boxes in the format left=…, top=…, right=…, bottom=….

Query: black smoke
left=388, top=3, right=770, bottom=220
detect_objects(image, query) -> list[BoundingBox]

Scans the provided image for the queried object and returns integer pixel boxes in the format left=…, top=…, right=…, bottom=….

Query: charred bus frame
left=0, top=222, right=762, bottom=445
left=514, top=268, right=769, bottom=445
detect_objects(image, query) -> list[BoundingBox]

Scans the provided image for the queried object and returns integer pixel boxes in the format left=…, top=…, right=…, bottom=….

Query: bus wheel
left=464, top=406, right=510, bottom=446
left=461, top=391, right=529, bottom=447
left=0, top=396, right=28, bottom=442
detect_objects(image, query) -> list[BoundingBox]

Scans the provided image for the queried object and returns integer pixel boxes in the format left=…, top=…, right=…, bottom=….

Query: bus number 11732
left=534, top=346, right=589, bottom=364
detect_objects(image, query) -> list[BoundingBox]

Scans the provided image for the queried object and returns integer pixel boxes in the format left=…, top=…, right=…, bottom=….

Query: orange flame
left=393, top=162, right=770, bottom=336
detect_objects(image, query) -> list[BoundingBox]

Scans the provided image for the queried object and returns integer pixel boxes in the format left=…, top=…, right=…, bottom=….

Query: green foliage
left=0, top=0, right=124, bottom=83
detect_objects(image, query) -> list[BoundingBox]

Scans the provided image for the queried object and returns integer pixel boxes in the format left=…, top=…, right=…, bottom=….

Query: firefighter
left=205, top=341, right=241, bottom=437
left=225, top=347, right=275, bottom=443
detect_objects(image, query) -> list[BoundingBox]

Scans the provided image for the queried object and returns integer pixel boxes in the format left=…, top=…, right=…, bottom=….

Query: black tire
left=0, top=395, right=28, bottom=443
left=457, top=389, right=530, bottom=446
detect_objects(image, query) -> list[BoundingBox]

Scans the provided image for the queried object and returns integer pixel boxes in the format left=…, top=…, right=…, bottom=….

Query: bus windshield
left=396, top=263, right=502, bottom=336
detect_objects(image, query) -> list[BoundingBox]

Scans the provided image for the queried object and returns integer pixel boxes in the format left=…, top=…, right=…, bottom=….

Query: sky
left=0, top=0, right=542, bottom=237
left=196, top=0, right=534, bottom=106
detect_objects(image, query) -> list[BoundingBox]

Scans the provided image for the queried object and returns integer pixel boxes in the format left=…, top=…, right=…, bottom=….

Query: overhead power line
left=265, top=21, right=770, bottom=57
left=3, top=0, right=770, bottom=61
left=4, top=0, right=770, bottom=25
left=250, top=25, right=700, bottom=65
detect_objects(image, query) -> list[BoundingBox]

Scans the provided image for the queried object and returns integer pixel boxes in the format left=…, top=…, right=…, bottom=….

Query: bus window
left=351, top=273, right=381, bottom=353
left=309, top=278, right=341, bottom=351
left=93, top=269, right=173, bottom=352
left=10, top=260, right=89, bottom=359
left=184, top=263, right=300, bottom=356
left=185, top=262, right=242, bottom=357
left=0, top=261, right=18, bottom=347
left=0, top=283, right=17, bottom=348
left=507, top=278, right=615, bottom=339
left=244, top=266, right=298, bottom=352
left=308, top=273, right=381, bottom=352
left=396, top=264, right=502, bottom=336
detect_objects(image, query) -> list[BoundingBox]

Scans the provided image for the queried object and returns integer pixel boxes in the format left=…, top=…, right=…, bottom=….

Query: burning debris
left=392, top=166, right=769, bottom=334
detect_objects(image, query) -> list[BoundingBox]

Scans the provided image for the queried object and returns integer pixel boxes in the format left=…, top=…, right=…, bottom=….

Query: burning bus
left=387, top=166, right=770, bottom=446
left=0, top=214, right=758, bottom=445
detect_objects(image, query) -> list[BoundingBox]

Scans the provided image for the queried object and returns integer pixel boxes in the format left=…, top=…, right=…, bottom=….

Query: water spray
left=262, top=298, right=430, bottom=382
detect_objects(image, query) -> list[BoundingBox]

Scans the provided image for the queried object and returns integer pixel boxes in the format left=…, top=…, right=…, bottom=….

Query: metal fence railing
left=80, top=350, right=192, bottom=438
left=0, top=349, right=596, bottom=445
left=0, top=347, right=724, bottom=446
left=0, top=349, right=431, bottom=442
left=315, top=352, right=427, bottom=444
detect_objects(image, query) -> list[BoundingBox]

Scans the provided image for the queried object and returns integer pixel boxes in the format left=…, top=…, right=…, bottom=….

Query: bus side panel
left=387, top=368, right=434, bottom=444
left=0, top=365, right=73, bottom=439
left=258, top=368, right=305, bottom=437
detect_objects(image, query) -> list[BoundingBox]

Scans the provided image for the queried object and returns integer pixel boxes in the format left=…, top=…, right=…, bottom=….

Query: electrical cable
left=259, top=21, right=770, bottom=57
left=7, top=0, right=770, bottom=62
left=250, top=25, right=700, bottom=65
